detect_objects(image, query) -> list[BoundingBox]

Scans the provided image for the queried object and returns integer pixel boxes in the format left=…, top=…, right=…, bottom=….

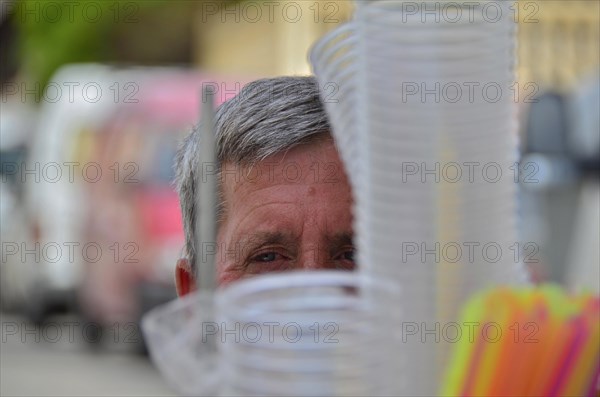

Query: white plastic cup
left=216, top=271, right=403, bottom=396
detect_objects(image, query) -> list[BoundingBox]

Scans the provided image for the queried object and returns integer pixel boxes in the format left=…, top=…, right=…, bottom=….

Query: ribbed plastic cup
left=310, top=1, right=526, bottom=395
left=215, top=271, right=402, bottom=396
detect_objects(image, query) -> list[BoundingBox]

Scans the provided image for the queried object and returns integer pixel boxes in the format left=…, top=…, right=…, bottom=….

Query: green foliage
left=14, top=0, right=169, bottom=93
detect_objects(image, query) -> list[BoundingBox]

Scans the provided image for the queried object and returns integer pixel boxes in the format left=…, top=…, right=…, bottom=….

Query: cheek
left=217, top=271, right=243, bottom=287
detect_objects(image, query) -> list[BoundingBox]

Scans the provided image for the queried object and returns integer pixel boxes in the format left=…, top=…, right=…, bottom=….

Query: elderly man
left=174, top=76, right=355, bottom=295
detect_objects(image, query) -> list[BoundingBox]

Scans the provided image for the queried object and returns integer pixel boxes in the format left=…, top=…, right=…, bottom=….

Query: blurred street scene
left=1, top=0, right=598, bottom=396
left=1, top=312, right=175, bottom=396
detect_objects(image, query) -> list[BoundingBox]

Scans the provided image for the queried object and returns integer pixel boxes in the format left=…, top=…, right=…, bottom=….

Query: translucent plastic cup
left=311, top=1, right=525, bottom=395
left=216, top=271, right=402, bottom=396
left=143, top=271, right=403, bottom=397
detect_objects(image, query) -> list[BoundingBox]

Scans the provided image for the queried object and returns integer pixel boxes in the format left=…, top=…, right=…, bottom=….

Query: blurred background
left=0, top=0, right=598, bottom=395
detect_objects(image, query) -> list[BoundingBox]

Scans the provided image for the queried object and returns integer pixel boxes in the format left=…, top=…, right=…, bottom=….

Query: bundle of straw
left=441, top=285, right=600, bottom=397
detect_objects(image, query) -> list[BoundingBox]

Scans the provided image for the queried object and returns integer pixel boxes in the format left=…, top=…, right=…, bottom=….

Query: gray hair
left=174, top=76, right=331, bottom=273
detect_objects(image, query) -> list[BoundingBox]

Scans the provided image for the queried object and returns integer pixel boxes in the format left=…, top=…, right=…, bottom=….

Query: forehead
left=218, top=139, right=352, bottom=231
left=221, top=139, right=350, bottom=195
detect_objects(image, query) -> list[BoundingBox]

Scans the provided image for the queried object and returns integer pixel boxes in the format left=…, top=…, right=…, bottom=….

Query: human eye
left=251, top=251, right=281, bottom=263
left=341, top=250, right=354, bottom=262
left=334, top=247, right=356, bottom=270
left=244, top=248, right=293, bottom=275
left=247, top=246, right=292, bottom=266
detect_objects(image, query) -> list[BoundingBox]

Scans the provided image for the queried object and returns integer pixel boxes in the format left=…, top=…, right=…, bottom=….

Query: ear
left=175, top=258, right=197, bottom=296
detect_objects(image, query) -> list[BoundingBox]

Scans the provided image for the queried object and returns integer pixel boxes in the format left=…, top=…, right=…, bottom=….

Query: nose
left=298, top=246, right=334, bottom=270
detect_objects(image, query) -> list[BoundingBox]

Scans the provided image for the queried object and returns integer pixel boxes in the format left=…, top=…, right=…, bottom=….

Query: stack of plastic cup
left=216, top=272, right=401, bottom=396
left=142, top=271, right=406, bottom=396
left=142, top=272, right=402, bottom=397
left=311, top=1, right=528, bottom=395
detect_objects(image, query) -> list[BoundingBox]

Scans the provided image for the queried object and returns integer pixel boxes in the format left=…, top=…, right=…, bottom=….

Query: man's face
left=216, top=138, right=355, bottom=286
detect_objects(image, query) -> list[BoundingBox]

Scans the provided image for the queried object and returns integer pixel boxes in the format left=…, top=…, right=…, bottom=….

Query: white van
left=18, top=64, right=125, bottom=321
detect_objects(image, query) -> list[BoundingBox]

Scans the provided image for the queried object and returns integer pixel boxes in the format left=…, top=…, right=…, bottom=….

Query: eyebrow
left=238, top=231, right=299, bottom=254
left=326, top=232, right=354, bottom=257
left=236, top=231, right=354, bottom=256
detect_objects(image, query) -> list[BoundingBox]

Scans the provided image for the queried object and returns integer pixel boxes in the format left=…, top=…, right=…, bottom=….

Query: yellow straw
left=439, top=290, right=486, bottom=396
